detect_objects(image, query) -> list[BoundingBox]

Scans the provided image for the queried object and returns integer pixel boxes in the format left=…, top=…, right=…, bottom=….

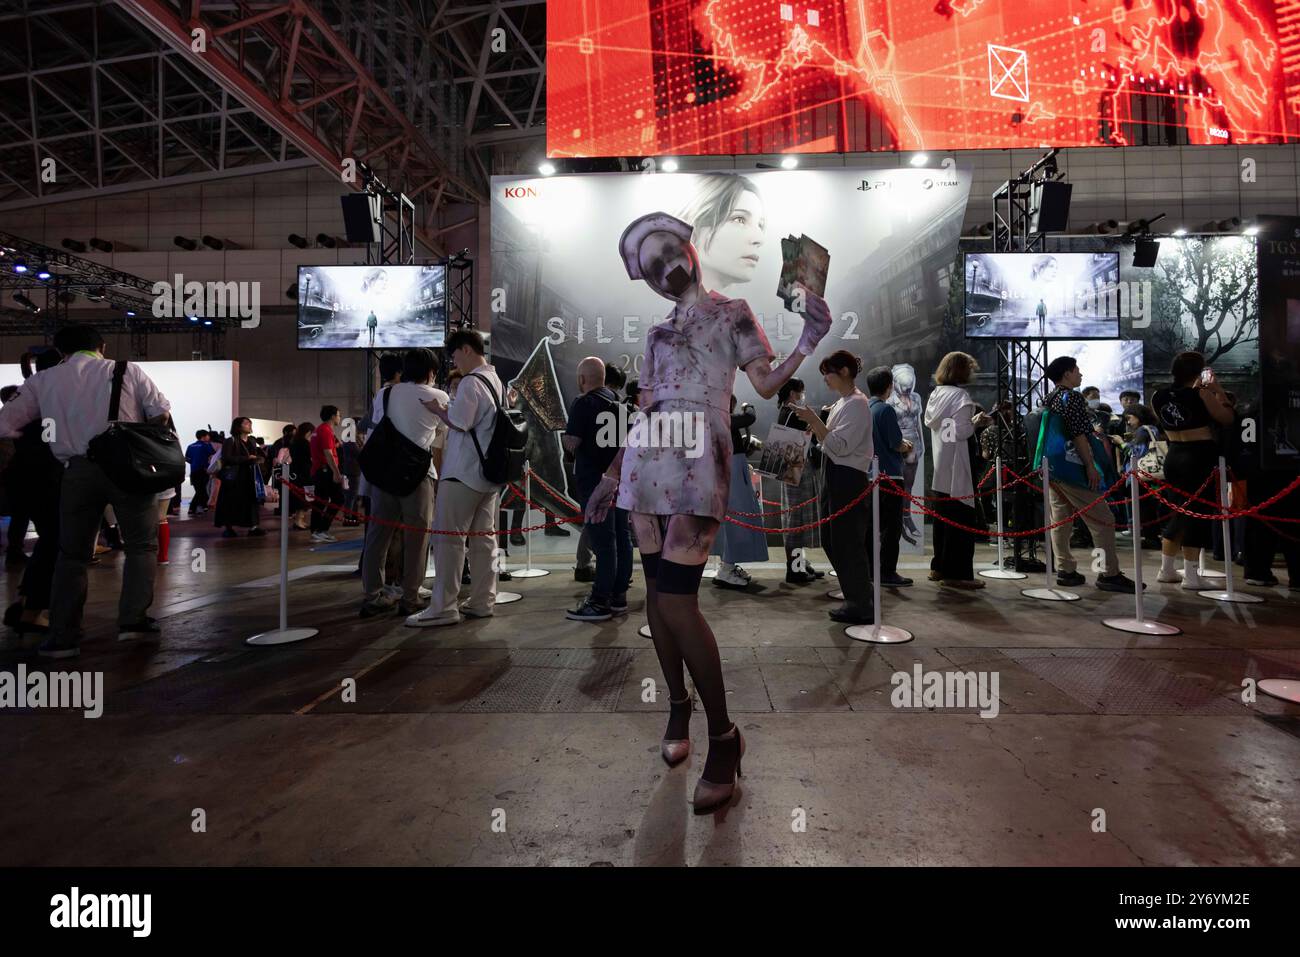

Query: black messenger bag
left=86, top=360, right=186, bottom=494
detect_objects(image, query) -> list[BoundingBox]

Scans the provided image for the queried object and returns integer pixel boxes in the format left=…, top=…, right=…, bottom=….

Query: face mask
left=664, top=264, right=693, bottom=298
left=1087, top=399, right=1100, bottom=409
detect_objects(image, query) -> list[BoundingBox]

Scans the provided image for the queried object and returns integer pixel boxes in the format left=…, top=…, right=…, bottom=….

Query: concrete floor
left=0, top=512, right=1297, bottom=866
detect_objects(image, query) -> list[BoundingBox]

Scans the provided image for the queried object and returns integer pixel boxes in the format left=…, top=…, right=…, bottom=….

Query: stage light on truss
left=910, top=153, right=929, bottom=166
left=61, top=238, right=87, bottom=253
left=35, top=266, right=52, bottom=280
left=12, top=259, right=27, bottom=274
left=125, top=310, right=136, bottom=317
left=538, top=161, right=556, bottom=176
left=13, top=292, right=39, bottom=312
left=661, top=158, right=678, bottom=172
left=288, top=234, right=310, bottom=249
left=780, top=156, right=798, bottom=169
left=1173, top=227, right=1187, bottom=236
left=188, top=315, right=200, bottom=323
left=202, top=319, right=213, bottom=326
left=1244, top=224, right=1260, bottom=237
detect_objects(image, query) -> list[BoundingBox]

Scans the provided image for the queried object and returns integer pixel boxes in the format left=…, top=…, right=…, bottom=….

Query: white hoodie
left=924, top=384, right=976, bottom=498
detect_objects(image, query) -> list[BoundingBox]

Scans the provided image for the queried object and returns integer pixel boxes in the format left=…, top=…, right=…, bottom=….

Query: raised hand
left=795, top=284, right=832, bottom=356
left=585, top=473, right=620, bottom=524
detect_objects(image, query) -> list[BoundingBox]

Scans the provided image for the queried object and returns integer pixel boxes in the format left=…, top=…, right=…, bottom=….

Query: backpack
left=464, top=372, right=526, bottom=485
left=358, top=386, right=433, bottom=496
left=1030, top=390, right=1117, bottom=489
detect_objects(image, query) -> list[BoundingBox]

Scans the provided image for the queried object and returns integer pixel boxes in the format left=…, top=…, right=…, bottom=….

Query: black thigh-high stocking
left=655, top=587, right=729, bottom=738
left=642, top=552, right=690, bottom=740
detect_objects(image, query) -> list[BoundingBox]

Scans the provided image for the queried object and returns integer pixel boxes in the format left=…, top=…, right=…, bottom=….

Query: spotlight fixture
left=910, top=153, right=929, bottom=167
left=538, top=161, right=556, bottom=176
left=12, top=259, right=27, bottom=274
left=174, top=236, right=199, bottom=251
left=288, top=234, right=310, bottom=249
left=13, top=292, right=39, bottom=312
left=202, top=319, right=213, bottom=326
left=780, top=156, right=798, bottom=169
left=35, top=266, right=52, bottom=281
left=61, top=238, right=87, bottom=253
left=1087, top=219, right=1119, bottom=235
left=1173, top=227, right=1187, bottom=237
left=661, top=158, right=679, bottom=172
left=202, top=235, right=226, bottom=250
left=188, top=315, right=200, bottom=323
left=89, top=238, right=118, bottom=253
left=1244, top=224, right=1260, bottom=237
left=315, top=233, right=339, bottom=248
left=125, top=310, right=136, bottom=317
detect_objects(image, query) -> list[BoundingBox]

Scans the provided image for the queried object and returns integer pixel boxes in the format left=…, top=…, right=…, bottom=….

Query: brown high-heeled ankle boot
left=692, top=724, right=745, bottom=813
left=662, top=696, right=692, bottom=766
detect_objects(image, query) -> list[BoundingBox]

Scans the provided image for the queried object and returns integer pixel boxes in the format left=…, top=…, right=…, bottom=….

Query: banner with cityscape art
left=548, top=0, right=1300, bottom=157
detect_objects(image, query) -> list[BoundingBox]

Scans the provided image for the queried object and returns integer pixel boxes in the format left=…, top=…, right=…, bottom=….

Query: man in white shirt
left=408, top=329, right=505, bottom=627
left=359, top=349, right=449, bottom=617
left=0, top=325, right=171, bottom=658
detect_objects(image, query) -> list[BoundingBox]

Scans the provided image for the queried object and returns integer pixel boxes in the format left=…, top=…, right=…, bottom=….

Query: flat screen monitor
left=297, top=264, right=446, bottom=350
left=964, top=252, right=1120, bottom=339
left=1038, top=340, right=1144, bottom=413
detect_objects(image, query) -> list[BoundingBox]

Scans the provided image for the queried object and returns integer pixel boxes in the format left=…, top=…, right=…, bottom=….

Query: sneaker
left=498, top=570, right=513, bottom=582
left=460, top=604, right=494, bottom=619
left=927, top=569, right=943, bottom=582
left=382, top=584, right=402, bottom=600
left=807, top=564, right=826, bottom=579
left=360, top=594, right=398, bottom=618
left=566, top=599, right=612, bottom=622
left=880, top=573, right=914, bottom=588
left=418, top=586, right=432, bottom=599
left=609, top=596, right=629, bottom=615
left=1181, top=569, right=1210, bottom=590
left=713, top=566, right=751, bottom=590
left=38, top=636, right=80, bottom=659
left=310, top=532, right=337, bottom=543
left=1245, top=575, right=1280, bottom=587
left=1096, top=572, right=1143, bottom=593
left=544, top=525, right=572, bottom=537
left=1056, top=570, right=1086, bottom=587
left=396, top=599, right=426, bottom=617
left=510, top=532, right=526, bottom=547
left=405, top=608, right=461, bottom=628
left=1156, top=566, right=1182, bottom=583
left=574, top=566, right=595, bottom=583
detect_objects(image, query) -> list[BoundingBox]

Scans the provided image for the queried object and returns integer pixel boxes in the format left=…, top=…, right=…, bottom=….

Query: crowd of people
left=0, top=325, right=1296, bottom=665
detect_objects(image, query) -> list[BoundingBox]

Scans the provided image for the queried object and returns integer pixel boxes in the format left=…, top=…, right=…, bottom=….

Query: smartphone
left=1200, top=367, right=1215, bottom=385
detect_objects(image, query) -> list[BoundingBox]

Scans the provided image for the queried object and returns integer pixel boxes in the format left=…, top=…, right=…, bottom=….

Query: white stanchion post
left=512, top=461, right=548, bottom=579
left=1197, top=548, right=1225, bottom=579
left=1023, top=456, right=1080, bottom=601
left=847, top=457, right=913, bottom=644
left=1201, top=456, right=1263, bottom=604
left=248, top=463, right=319, bottom=646
left=982, top=454, right=1026, bottom=580
left=1104, top=469, right=1180, bottom=635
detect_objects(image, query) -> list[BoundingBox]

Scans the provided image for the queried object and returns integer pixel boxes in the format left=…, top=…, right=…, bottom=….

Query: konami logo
left=503, top=186, right=538, bottom=199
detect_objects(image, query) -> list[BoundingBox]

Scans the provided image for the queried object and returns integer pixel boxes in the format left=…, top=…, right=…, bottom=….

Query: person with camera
left=711, top=394, right=768, bottom=589
left=775, top=378, right=826, bottom=584
left=0, top=325, right=171, bottom=658
left=1152, top=351, right=1235, bottom=589
left=794, top=350, right=875, bottom=623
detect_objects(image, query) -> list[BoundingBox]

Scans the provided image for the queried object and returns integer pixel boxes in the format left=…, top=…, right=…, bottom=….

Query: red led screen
left=547, top=0, right=1300, bottom=156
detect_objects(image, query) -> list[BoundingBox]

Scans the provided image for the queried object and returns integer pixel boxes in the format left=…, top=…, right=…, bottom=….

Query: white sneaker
left=405, top=608, right=461, bottom=628
left=310, top=532, right=328, bottom=543
left=1181, top=568, right=1208, bottom=590
left=1157, top=569, right=1182, bottom=583
left=382, top=584, right=402, bottom=600
left=418, top=586, right=432, bottom=599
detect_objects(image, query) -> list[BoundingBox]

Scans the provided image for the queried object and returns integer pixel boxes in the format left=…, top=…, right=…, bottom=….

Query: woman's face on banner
left=699, top=189, right=765, bottom=287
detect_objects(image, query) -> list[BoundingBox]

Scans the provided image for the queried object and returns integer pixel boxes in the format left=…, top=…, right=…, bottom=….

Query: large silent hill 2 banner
left=489, top=166, right=972, bottom=510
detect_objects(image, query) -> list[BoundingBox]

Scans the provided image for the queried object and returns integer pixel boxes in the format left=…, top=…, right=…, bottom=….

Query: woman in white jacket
left=924, top=352, right=990, bottom=589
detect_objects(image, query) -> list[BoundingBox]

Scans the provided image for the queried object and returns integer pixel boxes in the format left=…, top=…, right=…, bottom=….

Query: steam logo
left=922, top=178, right=934, bottom=189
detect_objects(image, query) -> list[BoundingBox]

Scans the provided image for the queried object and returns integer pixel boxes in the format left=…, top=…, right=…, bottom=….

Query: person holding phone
left=1151, top=352, right=1235, bottom=589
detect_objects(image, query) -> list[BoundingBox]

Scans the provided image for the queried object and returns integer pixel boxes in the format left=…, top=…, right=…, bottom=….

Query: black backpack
left=464, top=372, right=527, bottom=485
left=86, top=360, right=186, bottom=494
left=358, top=386, right=433, bottom=496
